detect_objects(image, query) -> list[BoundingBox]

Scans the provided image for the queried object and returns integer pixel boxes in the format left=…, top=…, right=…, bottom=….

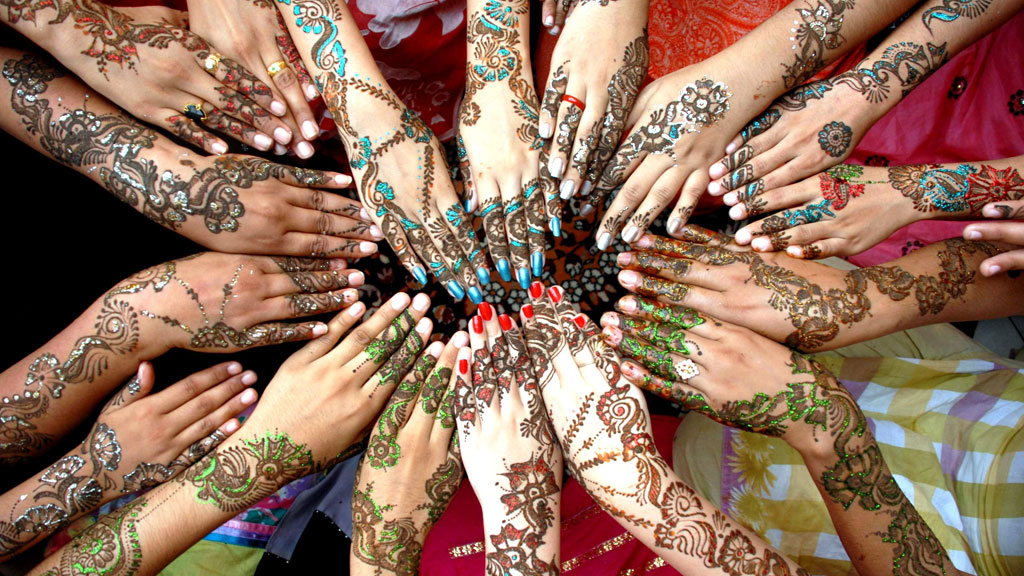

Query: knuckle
left=349, top=326, right=375, bottom=348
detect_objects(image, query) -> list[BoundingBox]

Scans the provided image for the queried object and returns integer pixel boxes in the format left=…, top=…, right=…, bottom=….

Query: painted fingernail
left=369, top=225, right=383, bottom=239
left=617, top=252, right=633, bottom=266
left=471, top=315, right=484, bottom=334
left=573, top=314, right=588, bottom=330
left=619, top=270, right=640, bottom=287
left=529, top=281, right=544, bottom=299
left=707, top=181, right=723, bottom=196
left=965, top=229, right=982, bottom=240
left=497, top=259, right=512, bottom=282
left=667, top=218, right=683, bottom=236
left=348, top=302, right=366, bottom=317
left=723, top=191, right=739, bottom=206
left=360, top=241, right=377, bottom=255
left=522, top=304, right=534, bottom=319
left=518, top=268, right=531, bottom=290
left=226, top=362, right=243, bottom=375
left=426, top=341, right=444, bottom=358
left=448, top=281, right=466, bottom=301
left=224, top=420, right=240, bottom=433
left=735, top=230, right=753, bottom=245
left=274, top=143, right=288, bottom=155
left=347, top=271, right=365, bottom=286
left=416, top=317, right=432, bottom=333
left=479, top=301, right=494, bottom=321
left=726, top=142, right=738, bottom=154
left=622, top=226, right=640, bottom=244
left=499, top=314, right=513, bottom=331
left=580, top=204, right=594, bottom=217
left=476, top=266, right=491, bottom=286
left=602, top=312, right=620, bottom=327
left=559, top=180, right=575, bottom=200
left=390, top=292, right=411, bottom=310
left=412, top=266, right=428, bottom=286
left=270, top=100, right=287, bottom=116
left=987, top=264, right=1002, bottom=275
left=212, top=142, right=228, bottom=155
left=581, top=181, right=593, bottom=197
left=531, top=252, right=544, bottom=278
left=335, top=174, right=353, bottom=186
left=729, top=204, right=746, bottom=221
left=549, top=157, right=565, bottom=178
left=412, top=293, right=430, bottom=312
left=539, top=122, right=553, bottom=139
left=983, top=205, right=1007, bottom=218
left=312, top=323, right=328, bottom=337
left=602, top=326, right=622, bottom=345
left=548, top=285, right=563, bottom=303
left=618, top=298, right=638, bottom=312
left=302, top=120, right=319, bottom=140
left=459, top=358, right=469, bottom=374
left=551, top=216, right=561, bottom=237
left=597, top=232, right=611, bottom=251
left=273, top=127, right=292, bottom=145
left=636, top=235, right=653, bottom=248
left=241, top=388, right=258, bottom=403
left=254, top=133, right=273, bottom=150
left=452, top=331, right=469, bottom=348
left=468, top=285, right=484, bottom=304
left=550, top=25, right=560, bottom=35
left=297, top=141, right=315, bottom=159
left=305, top=84, right=320, bottom=100
left=708, top=162, right=726, bottom=179
left=751, top=237, right=772, bottom=252
left=544, top=14, right=554, bottom=26
left=360, top=208, right=371, bottom=221
left=464, top=198, right=474, bottom=212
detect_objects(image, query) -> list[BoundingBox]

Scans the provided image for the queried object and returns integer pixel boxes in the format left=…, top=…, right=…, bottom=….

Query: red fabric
left=422, top=414, right=682, bottom=575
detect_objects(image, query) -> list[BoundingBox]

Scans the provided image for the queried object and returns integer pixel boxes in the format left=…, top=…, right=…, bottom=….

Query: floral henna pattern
left=889, top=163, right=1024, bottom=215
left=922, top=0, right=992, bottom=33
left=817, top=121, right=852, bottom=158
left=782, top=1, right=854, bottom=89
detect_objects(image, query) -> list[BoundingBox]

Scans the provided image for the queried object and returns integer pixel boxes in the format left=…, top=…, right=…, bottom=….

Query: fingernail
left=622, top=361, right=640, bottom=377
left=751, top=237, right=771, bottom=252
left=274, top=143, right=288, bottom=155
left=529, top=281, right=544, bottom=299
left=459, top=358, right=469, bottom=374
left=726, top=142, right=738, bottom=154
left=532, top=252, right=544, bottom=278
left=422, top=341, right=442, bottom=358
left=391, top=292, right=411, bottom=310
left=551, top=216, right=561, bottom=237
left=573, top=314, right=588, bottom=330
left=667, top=218, right=683, bottom=236
left=602, top=326, right=622, bottom=345
left=522, top=304, right=534, bottom=319
left=241, top=388, right=257, bottom=403
left=297, top=141, right=315, bottom=159
left=723, top=191, right=739, bottom=206
left=212, top=142, right=228, bottom=155
left=471, top=315, right=484, bottom=334
left=735, top=229, right=753, bottom=245
left=360, top=241, right=377, bottom=254
left=412, top=266, right=428, bottom=286
left=335, top=174, right=353, bottom=186
left=708, top=163, right=726, bottom=179
left=499, top=314, right=513, bottom=331
left=254, top=133, right=273, bottom=150
left=497, top=259, right=512, bottom=282
left=544, top=14, right=554, bottom=26
left=618, top=298, right=637, bottom=312
left=476, top=266, right=491, bottom=286
left=347, top=271, right=365, bottom=286
left=416, top=317, right=432, bottom=333
left=227, top=362, right=242, bottom=375
left=369, top=225, right=383, bottom=239
left=987, top=264, right=1002, bottom=275
left=305, top=84, right=319, bottom=100
left=468, top=286, right=484, bottom=304
left=550, top=25, right=560, bottom=35
left=622, top=226, right=640, bottom=244
left=479, top=301, right=494, bottom=321
left=452, top=331, right=469, bottom=348
left=517, top=268, right=531, bottom=290
left=619, top=270, right=640, bottom=287
left=636, top=235, right=653, bottom=248
left=360, top=208, right=371, bottom=221
left=983, top=205, right=1006, bottom=218
left=580, top=204, right=594, bottom=217
left=348, top=302, right=366, bottom=317
left=224, top=420, right=240, bottom=433
left=965, top=230, right=982, bottom=240
left=273, top=127, right=292, bottom=145
left=549, top=157, right=564, bottom=178
left=413, top=293, right=430, bottom=312
left=707, top=181, right=723, bottom=196
left=539, top=122, right=552, bottom=139
left=548, top=285, right=563, bottom=303
left=729, top=204, right=746, bottom=220
left=464, top=199, right=474, bottom=212
left=329, top=258, right=347, bottom=270
left=302, top=120, right=319, bottom=140
left=617, top=252, right=633, bottom=266
left=342, top=288, right=359, bottom=302
left=447, top=281, right=466, bottom=301
left=597, top=232, right=611, bottom=251
left=602, top=312, right=620, bottom=327
left=312, top=323, right=328, bottom=337
left=270, top=100, right=287, bottom=116
left=559, top=180, right=575, bottom=200
left=580, top=180, right=593, bottom=197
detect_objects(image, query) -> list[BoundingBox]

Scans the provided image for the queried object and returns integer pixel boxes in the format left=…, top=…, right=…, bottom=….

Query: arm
left=0, top=47, right=379, bottom=258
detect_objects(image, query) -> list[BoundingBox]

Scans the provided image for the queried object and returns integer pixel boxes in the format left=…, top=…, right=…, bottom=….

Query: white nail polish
left=667, top=218, right=682, bottom=235
left=544, top=15, right=554, bottom=26
left=622, top=226, right=640, bottom=243
left=391, top=292, right=411, bottom=310
left=348, top=271, right=365, bottom=285
left=539, top=122, right=552, bottom=139
left=360, top=241, right=377, bottom=254
left=597, top=232, right=611, bottom=251
left=302, top=120, right=319, bottom=140
left=413, top=293, right=430, bottom=311
left=297, top=141, right=314, bottom=158
left=965, top=230, right=982, bottom=240
left=273, top=127, right=292, bottom=144
left=580, top=204, right=594, bottom=217
left=212, top=142, right=228, bottom=155
left=360, top=208, right=370, bottom=221
left=549, top=157, right=564, bottom=179
left=580, top=180, right=593, bottom=197
left=427, top=340, right=444, bottom=357
left=348, top=302, right=365, bottom=317
left=254, top=134, right=273, bottom=150
left=305, top=84, right=319, bottom=101
left=559, top=180, right=575, bottom=200
left=241, top=389, right=258, bottom=403
left=334, top=174, right=352, bottom=186
left=370, top=225, right=383, bottom=239
left=271, top=100, right=287, bottom=116
left=274, top=143, right=288, bottom=156
left=707, top=181, right=722, bottom=196
left=416, top=317, right=432, bottom=332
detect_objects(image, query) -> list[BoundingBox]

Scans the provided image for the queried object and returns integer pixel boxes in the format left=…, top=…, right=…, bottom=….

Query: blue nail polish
left=551, top=216, right=561, bottom=237
left=517, top=268, right=531, bottom=290
left=447, top=281, right=465, bottom=301
left=464, top=199, right=473, bottom=212
left=468, top=286, right=484, bottom=304
left=531, top=252, right=544, bottom=278
left=497, top=259, right=512, bottom=282
left=412, top=266, right=428, bottom=286
left=476, top=267, right=491, bottom=286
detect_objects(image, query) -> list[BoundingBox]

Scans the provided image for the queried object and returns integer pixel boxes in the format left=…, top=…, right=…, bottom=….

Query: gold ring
left=266, top=60, right=289, bottom=78
left=203, top=52, right=222, bottom=74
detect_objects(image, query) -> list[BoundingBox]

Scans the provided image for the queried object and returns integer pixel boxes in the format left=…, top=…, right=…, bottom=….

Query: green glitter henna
left=620, top=316, right=694, bottom=355
left=619, top=337, right=676, bottom=380
left=633, top=298, right=707, bottom=330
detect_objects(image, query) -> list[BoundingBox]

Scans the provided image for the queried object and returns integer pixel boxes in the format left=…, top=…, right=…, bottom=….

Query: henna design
left=922, top=0, right=992, bottom=33
left=351, top=482, right=424, bottom=576
left=832, top=42, right=949, bottom=103
left=739, top=180, right=768, bottom=217
left=817, top=121, right=852, bottom=157
left=591, top=33, right=649, bottom=189
left=760, top=199, right=836, bottom=234
left=635, top=276, right=689, bottom=303
left=47, top=496, right=147, bottom=576
left=890, top=163, right=1024, bottom=214
left=818, top=164, right=884, bottom=210
left=782, top=1, right=854, bottom=89
left=367, top=353, right=434, bottom=469
left=739, top=109, right=781, bottom=142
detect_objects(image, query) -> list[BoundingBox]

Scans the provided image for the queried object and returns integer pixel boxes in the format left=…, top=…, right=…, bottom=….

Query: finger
left=539, top=64, right=568, bottom=140
left=187, top=383, right=258, bottom=440
left=200, top=107, right=273, bottom=152
left=963, top=221, right=1024, bottom=244
left=979, top=250, right=1024, bottom=276
left=665, top=169, right=708, bottom=237
left=153, top=361, right=247, bottom=412
left=441, top=202, right=492, bottom=291
left=253, top=160, right=352, bottom=189
left=379, top=211, right=430, bottom=287
left=523, top=177, right=547, bottom=279
left=726, top=177, right=819, bottom=222
left=540, top=0, right=557, bottom=31
left=539, top=153, right=564, bottom=236
left=553, top=0, right=571, bottom=29
left=264, top=54, right=319, bottom=142
left=713, top=143, right=796, bottom=195
left=455, top=134, right=479, bottom=213
left=633, top=231, right=740, bottom=257
left=712, top=108, right=782, bottom=172
left=547, top=88, right=585, bottom=186
left=173, top=370, right=259, bottom=434
left=100, top=362, right=155, bottom=414
left=167, top=429, right=228, bottom=472
left=201, top=319, right=329, bottom=349
left=420, top=206, right=479, bottom=302
left=274, top=12, right=319, bottom=101
left=292, top=208, right=380, bottom=242
left=502, top=178, right=533, bottom=289
left=329, top=291, right=424, bottom=368
left=980, top=200, right=1024, bottom=220
left=612, top=295, right=714, bottom=330
left=266, top=268, right=362, bottom=296
left=786, top=239, right=836, bottom=260
left=624, top=168, right=687, bottom=243
left=750, top=198, right=836, bottom=238
left=163, top=114, right=228, bottom=155
left=755, top=219, right=836, bottom=255
left=596, top=159, right=666, bottom=250
left=419, top=334, right=465, bottom=420
left=374, top=341, right=442, bottom=445
left=469, top=313, right=497, bottom=412
left=295, top=299, right=367, bottom=360
left=478, top=180, right=513, bottom=283
left=289, top=192, right=368, bottom=222
left=601, top=326, right=700, bottom=382
left=363, top=315, right=433, bottom=401
left=454, top=345, right=476, bottom=428
left=620, top=360, right=707, bottom=411
left=564, top=110, right=605, bottom=198
left=600, top=309, right=714, bottom=349
left=594, top=120, right=649, bottom=194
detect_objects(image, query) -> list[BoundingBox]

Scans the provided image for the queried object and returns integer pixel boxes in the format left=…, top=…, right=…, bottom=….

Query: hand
left=538, top=0, right=649, bottom=239
left=188, top=0, right=321, bottom=158
left=965, top=199, right=1024, bottom=276
left=350, top=332, right=464, bottom=575
left=110, top=253, right=364, bottom=357
left=602, top=308, right=960, bottom=576
left=0, top=360, right=253, bottom=560
left=538, top=0, right=572, bottom=34
left=460, top=0, right=546, bottom=289
left=458, top=302, right=562, bottom=574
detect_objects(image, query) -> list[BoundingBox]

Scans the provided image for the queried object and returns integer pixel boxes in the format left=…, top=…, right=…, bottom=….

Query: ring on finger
left=202, top=52, right=222, bottom=74
left=561, top=94, right=585, bottom=111
left=267, top=60, right=289, bottom=78
left=182, top=101, right=208, bottom=122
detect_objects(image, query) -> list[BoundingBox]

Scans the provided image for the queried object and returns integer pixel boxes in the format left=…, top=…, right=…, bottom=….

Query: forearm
left=886, top=156, right=1024, bottom=220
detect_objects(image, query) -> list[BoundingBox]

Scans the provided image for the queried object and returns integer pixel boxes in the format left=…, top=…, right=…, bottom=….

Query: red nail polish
left=459, top=359, right=468, bottom=374
left=573, top=314, right=587, bottom=330
left=471, top=315, right=483, bottom=334
left=548, top=286, right=562, bottom=303
left=479, top=301, right=493, bottom=321
left=522, top=304, right=534, bottom=319
left=499, top=314, right=512, bottom=331
left=529, top=281, right=544, bottom=299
